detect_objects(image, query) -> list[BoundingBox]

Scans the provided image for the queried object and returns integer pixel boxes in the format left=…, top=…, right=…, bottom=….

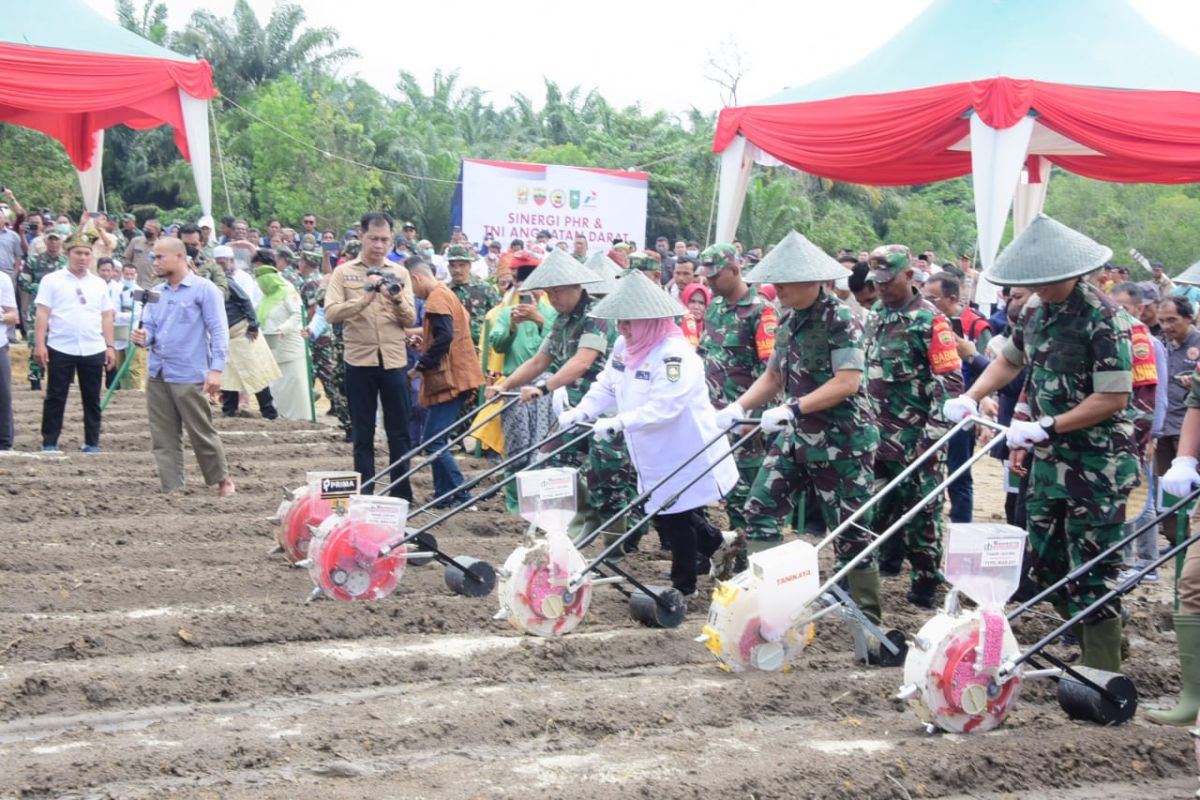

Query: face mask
left=687, top=250, right=699, bottom=258
left=423, top=248, right=434, bottom=258
left=185, top=244, right=200, bottom=260
left=122, top=279, right=136, bottom=288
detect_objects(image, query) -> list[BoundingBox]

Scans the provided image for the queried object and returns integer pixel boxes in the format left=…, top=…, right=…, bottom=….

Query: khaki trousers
left=146, top=376, right=228, bottom=490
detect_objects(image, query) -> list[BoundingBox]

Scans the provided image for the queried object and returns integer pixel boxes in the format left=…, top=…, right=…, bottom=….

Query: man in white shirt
left=0, top=268, right=16, bottom=448
left=34, top=233, right=115, bottom=453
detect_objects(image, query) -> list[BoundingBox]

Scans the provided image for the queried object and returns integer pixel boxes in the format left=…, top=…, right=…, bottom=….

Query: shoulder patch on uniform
left=665, top=362, right=681, bottom=382
left=663, top=355, right=682, bottom=363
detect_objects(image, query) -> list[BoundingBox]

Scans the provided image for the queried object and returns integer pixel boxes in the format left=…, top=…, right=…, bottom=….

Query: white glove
left=593, top=417, right=624, bottom=442
left=942, top=395, right=978, bottom=422
left=1162, top=457, right=1200, bottom=499
left=557, top=409, right=584, bottom=430
left=714, top=402, right=744, bottom=429
left=760, top=404, right=795, bottom=434
left=1006, top=419, right=1048, bottom=450
left=551, top=385, right=570, bottom=416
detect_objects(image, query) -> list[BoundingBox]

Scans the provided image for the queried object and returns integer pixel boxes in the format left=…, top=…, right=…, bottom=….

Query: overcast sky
left=81, top=0, right=1200, bottom=116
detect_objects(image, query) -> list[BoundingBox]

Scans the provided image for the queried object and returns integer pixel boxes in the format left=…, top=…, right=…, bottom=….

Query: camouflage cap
left=868, top=244, right=911, bottom=282
left=300, top=249, right=322, bottom=266
left=988, top=215, right=1113, bottom=287
left=446, top=243, right=475, bottom=262
left=588, top=270, right=682, bottom=320
left=275, top=246, right=298, bottom=266
left=627, top=251, right=662, bottom=273
left=519, top=248, right=600, bottom=291
left=698, top=243, right=739, bottom=276
left=342, top=239, right=362, bottom=259
left=745, top=231, right=847, bottom=284
left=64, top=231, right=93, bottom=251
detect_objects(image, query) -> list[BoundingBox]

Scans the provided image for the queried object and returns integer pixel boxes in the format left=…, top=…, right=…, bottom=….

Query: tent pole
left=210, top=98, right=234, bottom=217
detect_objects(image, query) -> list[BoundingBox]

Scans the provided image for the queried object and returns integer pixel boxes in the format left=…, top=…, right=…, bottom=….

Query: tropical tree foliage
left=1, top=1, right=1199, bottom=275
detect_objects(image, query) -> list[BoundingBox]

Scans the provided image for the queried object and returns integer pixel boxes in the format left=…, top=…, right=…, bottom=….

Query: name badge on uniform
left=663, top=355, right=682, bottom=382
left=635, top=369, right=651, bottom=381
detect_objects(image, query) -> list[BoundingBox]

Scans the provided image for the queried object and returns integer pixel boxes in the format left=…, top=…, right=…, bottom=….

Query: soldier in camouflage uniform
left=695, top=243, right=777, bottom=532
left=866, top=244, right=964, bottom=608
left=18, top=230, right=67, bottom=389
left=275, top=246, right=302, bottom=290
left=947, top=216, right=1136, bottom=673
left=328, top=240, right=358, bottom=439
left=446, top=243, right=499, bottom=348
left=297, top=250, right=349, bottom=434
left=486, top=250, right=625, bottom=542
left=716, top=232, right=883, bottom=619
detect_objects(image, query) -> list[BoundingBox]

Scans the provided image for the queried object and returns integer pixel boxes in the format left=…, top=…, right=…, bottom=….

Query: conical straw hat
left=745, top=230, right=848, bottom=284
left=519, top=248, right=600, bottom=291
left=1173, top=260, right=1200, bottom=286
left=583, top=251, right=623, bottom=295
left=987, top=215, right=1113, bottom=287
left=588, top=270, right=684, bottom=320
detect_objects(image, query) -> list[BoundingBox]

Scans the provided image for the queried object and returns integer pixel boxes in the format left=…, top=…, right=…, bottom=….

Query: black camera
left=365, top=266, right=403, bottom=297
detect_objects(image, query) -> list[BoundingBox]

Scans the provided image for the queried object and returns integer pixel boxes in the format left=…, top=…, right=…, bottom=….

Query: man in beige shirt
left=325, top=211, right=418, bottom=499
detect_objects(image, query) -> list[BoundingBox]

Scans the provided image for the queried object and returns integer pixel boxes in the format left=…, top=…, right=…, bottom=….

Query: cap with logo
left=868, top=244, right=912, bottom=283
left=446, top=243, right=475, bottom=263
left=697, top=243, right=740, bottom=277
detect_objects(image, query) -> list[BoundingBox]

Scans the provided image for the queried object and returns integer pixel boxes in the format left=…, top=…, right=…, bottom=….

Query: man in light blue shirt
left=132, top=237, right=235, bottom=496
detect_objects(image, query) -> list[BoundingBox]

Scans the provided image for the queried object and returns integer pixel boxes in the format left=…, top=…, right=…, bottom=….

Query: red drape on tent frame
left=0, top=42, right=216, bottom=170
left=713, top=77, right=1200, bottom=185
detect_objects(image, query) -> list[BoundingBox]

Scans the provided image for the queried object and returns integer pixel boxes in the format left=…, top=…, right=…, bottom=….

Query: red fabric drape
left=714, top=77, right=1200, bottom=185
left=0, top=42, right=216, bottom=170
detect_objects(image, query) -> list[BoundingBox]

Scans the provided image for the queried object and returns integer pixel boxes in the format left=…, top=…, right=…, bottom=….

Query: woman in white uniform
left=559, top=271, right=740, bottom=597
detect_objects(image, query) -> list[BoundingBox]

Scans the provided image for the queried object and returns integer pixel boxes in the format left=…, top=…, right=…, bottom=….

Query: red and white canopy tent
left=714, top=0, right=1200, bottom=296
left=0, top=0, right=217, bottom=214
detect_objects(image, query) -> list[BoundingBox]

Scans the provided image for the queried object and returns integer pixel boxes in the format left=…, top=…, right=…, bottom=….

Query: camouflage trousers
left=744, top=436, right=875, bottom=567
left=873, top=456, right=946, bottom=586
left=314, top=335, right=350, bottom=434
left=724, top=430, right=766, bottom=532
left=1024, top=493, right=1126, bottom=621
left=25, top=305, right=42, bottom=385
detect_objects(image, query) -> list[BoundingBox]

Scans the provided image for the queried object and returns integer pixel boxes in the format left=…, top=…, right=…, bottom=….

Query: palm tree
left=115, top=0, right=169, bottom=45
left=173, top=0, right=357, bottom=98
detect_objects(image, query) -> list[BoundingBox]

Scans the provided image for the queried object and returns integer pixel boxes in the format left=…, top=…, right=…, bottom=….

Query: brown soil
left=0, top=381, right=1195, bottom=799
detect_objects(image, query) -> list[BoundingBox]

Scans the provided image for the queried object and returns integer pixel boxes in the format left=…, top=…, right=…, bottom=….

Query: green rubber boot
left=847, top=567, right=883, bottom=625
left=1080, top=616, right=1123, bottom=673
left=1147, top=614, right=1200, bottom=725
left=1053, top=603, right=1082, bottom=655
left=735, top=536, right=782, bottom=573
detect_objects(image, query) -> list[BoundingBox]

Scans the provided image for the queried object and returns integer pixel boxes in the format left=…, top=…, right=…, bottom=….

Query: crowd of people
left=6, top=197, right=1200, bottom=725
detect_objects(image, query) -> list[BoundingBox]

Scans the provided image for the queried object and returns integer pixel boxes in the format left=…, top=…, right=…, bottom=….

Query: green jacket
left=490, top=298, right=558, bottom=375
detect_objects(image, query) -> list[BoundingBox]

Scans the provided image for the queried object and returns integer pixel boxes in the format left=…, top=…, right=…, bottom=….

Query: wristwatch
left=533, top=380, right=549, bottom=396
left=1037, top=415, right=1057, bottom=439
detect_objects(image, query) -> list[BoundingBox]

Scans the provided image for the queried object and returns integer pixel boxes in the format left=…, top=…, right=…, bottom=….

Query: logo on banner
left=581, top=191, right=598, bottom=208
left=569, top=189, right=581, bottom=209
left=516, top=186, right=529, bottom=205
left=533, top=187, right=547, bottom=206
left=550, top=189, right=566, bottom=209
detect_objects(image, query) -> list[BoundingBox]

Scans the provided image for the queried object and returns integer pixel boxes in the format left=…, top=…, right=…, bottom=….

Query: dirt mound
left=0, top=383, right=1194, bottom=798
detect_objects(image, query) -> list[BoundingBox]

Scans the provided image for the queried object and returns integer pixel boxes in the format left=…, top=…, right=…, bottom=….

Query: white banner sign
left=457, top=159, right=648, bottom=252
